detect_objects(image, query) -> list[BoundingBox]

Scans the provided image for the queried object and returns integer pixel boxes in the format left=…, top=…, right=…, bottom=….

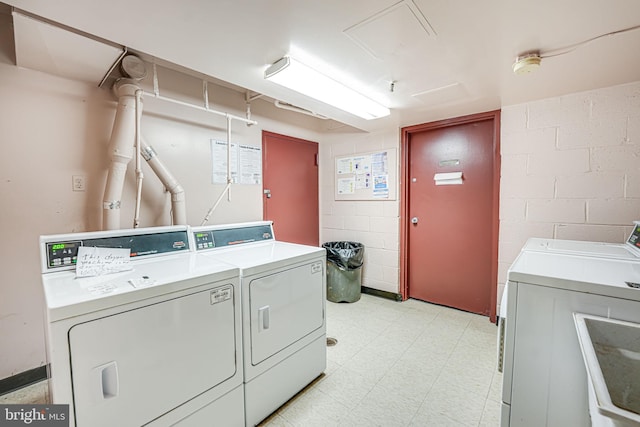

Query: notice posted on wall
left=373, top=174, right=389, bottom=198
left=334, top=149, right=396, bottom=200
left=337, top=177, right=356, bottom=194
left=211, top=140, right=262, bottom=185
left=337, top=155, right=371, bottom=175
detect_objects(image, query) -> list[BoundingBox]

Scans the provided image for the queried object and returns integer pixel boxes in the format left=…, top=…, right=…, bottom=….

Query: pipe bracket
left=103, top=201, right=121, bottom=210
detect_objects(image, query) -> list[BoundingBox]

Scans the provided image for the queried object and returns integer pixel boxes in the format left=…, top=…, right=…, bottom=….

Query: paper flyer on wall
left=371, top=151, right=388, bottom=176
left=355, top=173, right=371, bottom=189
left=337, top=177, right=355, bottom=194
left=373, top=174, right=389, bottom=198
left=334, top=148, right=396, bottom=200
left=211, top=140, right=262, bottom=185
left=238, top=144, right=262, bottom=184
left=336, top=155, right=372, bottom=175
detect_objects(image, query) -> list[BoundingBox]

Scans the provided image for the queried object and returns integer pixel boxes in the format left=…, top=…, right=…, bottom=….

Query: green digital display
left=51, top=243, right=65, bottom=250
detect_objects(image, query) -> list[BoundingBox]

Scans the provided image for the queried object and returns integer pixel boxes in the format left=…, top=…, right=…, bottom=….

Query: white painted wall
left=497, top=81, right=640, bottom=311
left=0, top=60, right=324, bottom=380
left=319, top=131, right=401, bottom=294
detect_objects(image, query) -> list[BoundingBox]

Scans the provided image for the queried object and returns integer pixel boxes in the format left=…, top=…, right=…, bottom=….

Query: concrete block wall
left=498, top=81, right=640, bottom=310
left=319, top=130, right=400, bottom=294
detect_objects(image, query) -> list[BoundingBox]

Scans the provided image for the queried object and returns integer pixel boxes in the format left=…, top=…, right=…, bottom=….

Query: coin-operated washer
left=40, top=226, right=244, bottom=427
left=521, top=220, right=640, bottom=260
left=191, top=221, right=326, bottom=426
left=499, top=224, right=640, bottom=426
left=497, top=221, right=640, bottom=374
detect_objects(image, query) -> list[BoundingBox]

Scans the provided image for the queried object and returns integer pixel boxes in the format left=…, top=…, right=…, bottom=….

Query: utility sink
left=574, top=313, right=640, bottom=427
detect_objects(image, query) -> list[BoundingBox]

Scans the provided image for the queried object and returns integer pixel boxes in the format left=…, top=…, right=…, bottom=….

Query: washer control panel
left=627, top=221, right=640, bottom=249
left=193, top=224, right=274, bottom=250
left=44, top=230, right=190, bottom=271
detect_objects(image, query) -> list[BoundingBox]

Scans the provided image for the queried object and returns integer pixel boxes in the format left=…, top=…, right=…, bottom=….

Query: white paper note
left=76, top=247, right=132, bottom=278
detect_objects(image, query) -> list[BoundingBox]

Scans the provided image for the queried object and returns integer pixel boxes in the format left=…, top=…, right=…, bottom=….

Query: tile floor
left=0, top=294, right=502, bottom=426
left=260, top=294, right=502, bottom=426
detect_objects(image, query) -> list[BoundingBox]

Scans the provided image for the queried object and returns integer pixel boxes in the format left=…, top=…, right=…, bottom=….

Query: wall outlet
left=72, top=175, right=86, bottom=192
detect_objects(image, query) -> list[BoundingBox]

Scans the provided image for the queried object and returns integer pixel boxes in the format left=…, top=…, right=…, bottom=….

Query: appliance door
left=69, top=283, right=237, bottom=427
left=249, top=260, right=324, bottom=365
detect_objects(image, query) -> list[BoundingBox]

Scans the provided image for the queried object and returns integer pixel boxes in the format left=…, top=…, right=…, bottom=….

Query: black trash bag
left=322, top=241, right=364, bottom=271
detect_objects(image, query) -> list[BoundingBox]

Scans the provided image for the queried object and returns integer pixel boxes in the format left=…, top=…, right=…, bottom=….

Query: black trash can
left=322, top=241, right=364, bottom=303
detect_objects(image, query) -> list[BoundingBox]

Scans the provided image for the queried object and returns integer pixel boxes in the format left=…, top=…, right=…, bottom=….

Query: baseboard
left=0, top=365, right=47, bottom=396
left=361, top=286, right=402, bottom=301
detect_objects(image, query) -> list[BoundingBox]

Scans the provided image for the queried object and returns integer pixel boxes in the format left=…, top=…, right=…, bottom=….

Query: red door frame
left=399, top=110, right=501, bottom=322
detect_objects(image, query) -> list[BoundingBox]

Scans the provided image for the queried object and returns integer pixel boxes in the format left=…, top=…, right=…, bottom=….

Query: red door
left=402, top=112, right=500, bottom=318
left=262, top=131, right=319, bottom=246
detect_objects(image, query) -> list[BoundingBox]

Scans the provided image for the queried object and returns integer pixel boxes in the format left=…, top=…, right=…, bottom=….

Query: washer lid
left=200, top=241, right=325, bottom=276
left=523, top=238, right=640, bottom=260
left=508, top=250, right=640, bottom=302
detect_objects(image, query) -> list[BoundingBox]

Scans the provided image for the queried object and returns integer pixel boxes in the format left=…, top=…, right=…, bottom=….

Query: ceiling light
left=264, top=56, right=390, bottom=120
left=512, top=52, right=541, bottom=75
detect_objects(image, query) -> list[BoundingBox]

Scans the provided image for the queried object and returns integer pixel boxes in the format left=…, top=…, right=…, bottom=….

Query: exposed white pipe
left=132, top=89, right=144, bottom=228
left=200, top=117, right=234, bottom=226
left=102, top=79, right=140, bottom=230
left=200, top=182, right=231, bottom=226
left=226, top=117, right=232, bottom=202
left=203, top=80, right=209, bottom=110
left=141, top=90, right=257, bottom=126
left=141, top=138, right=187, bottom=225
left=274, top=99, right=330, bottom=119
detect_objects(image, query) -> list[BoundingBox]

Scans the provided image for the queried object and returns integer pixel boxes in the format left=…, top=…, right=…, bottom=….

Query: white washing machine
left=497, top=222, right=640, bottom=373
left=521, top=221, right=640, bottom=260
left=500, top=248, right=640, bottom=426
left=191, top=222, right=326, bottom=427
left=40, top=226, right=244, bottom=427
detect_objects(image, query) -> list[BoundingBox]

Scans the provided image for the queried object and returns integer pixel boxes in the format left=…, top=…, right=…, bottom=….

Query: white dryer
left=40, top=226, right=244, bottom=427
left=191, top=222, right=326, bottom=427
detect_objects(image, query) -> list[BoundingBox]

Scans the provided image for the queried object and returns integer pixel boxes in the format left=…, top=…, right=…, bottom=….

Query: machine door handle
left=411, top=217, right=419, bottom=224
left=97, top=361, right=119, bottom=399
left=263, top=189, right=271, bottom=199
left=258, top=305, right=270, bottom=331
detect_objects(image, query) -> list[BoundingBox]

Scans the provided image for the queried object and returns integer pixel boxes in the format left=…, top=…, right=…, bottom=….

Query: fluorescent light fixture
left=264, top=56, right=390, bottom=120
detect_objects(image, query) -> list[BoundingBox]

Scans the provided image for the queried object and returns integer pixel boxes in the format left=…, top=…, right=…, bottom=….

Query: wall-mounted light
left=264, top=56, right=390, bottom=120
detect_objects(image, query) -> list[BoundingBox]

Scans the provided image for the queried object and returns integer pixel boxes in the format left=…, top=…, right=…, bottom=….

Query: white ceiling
left=4, top=0, right=640, bottom=132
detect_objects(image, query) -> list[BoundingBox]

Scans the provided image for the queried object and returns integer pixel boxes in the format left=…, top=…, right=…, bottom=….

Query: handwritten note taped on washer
left=76, top=247, right=132, bottom=278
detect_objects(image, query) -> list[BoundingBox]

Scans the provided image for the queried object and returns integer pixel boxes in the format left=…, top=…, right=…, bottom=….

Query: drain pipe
left=201, top=116, right=233, bottom=226
left=141, top=138, right=187, bottom=225
left=132, top=89, right=144, bottom=228
left=103, top=79, right=140, bottom=230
